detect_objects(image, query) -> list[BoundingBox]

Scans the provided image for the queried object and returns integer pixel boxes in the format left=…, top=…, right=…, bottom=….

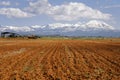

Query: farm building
left=1, top=32, right=20, bottom=38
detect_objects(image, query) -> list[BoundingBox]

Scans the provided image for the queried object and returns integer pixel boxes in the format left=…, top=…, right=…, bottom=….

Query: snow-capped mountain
left=85, top=20, right=114, bottom=30
left=0, top=20, right=119, bottom=37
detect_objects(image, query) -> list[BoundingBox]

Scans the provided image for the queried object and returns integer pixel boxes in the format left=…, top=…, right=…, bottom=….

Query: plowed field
left=0, top=39, right=120, bottom=80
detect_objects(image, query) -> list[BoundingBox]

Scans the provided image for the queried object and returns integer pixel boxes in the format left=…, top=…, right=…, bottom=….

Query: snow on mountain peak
left=85, top=20, right=114, bottom=30
left=31, top=25, right=45, bottom=29
left=0, top=26, right=34, bottom=32
left=46, top=20, right=115, bottom=31
left=0, top=20, right=115, bottom=33
left=48, top=23, right=73, bottom=29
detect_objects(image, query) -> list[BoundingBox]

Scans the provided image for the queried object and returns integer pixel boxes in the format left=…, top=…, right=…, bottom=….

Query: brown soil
left=0, top=39, right=120, bottom=80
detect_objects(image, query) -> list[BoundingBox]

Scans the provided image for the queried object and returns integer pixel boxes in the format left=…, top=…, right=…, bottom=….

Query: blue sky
left=0, top=0, right=120, bottom=29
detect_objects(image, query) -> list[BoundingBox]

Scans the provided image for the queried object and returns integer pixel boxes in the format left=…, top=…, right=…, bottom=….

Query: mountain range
left=0, top=20, right=120, bottom=37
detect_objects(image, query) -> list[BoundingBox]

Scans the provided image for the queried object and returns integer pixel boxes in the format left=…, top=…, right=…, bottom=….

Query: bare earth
left=0, top=39, right=120, bottom=80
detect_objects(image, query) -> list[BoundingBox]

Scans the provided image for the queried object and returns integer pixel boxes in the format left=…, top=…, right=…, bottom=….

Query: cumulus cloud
left=49, top=2, right=111, bottom=21
left=26, top=0, right=111, bottom=21
left=0, top=8, right=34, bottom=18
left=0, top=1, right=11, bottom=6
left=26, top=0, right=51, bottom=14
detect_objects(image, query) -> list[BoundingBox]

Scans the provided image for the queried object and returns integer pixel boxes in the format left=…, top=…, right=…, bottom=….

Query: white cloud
left=26, top=0, right=111, bottom=21
left=0, top=8, right=34, bottom=18
left=0, top=1, right=11, bottom=6
left=49, top=2, right=111, bottom=21
left=26, top=0, right=51, bottom=14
